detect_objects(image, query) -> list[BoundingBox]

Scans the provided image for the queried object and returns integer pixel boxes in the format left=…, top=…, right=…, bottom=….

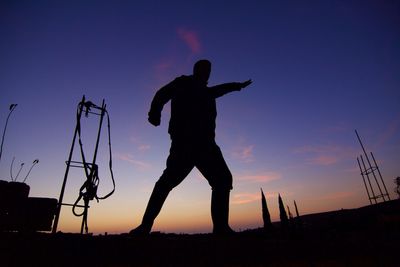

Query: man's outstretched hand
left=241, top=79, right=252, bottom=89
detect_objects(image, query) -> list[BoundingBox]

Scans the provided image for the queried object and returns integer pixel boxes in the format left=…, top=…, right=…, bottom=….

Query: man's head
left=193, top=59, right=211, bottom=83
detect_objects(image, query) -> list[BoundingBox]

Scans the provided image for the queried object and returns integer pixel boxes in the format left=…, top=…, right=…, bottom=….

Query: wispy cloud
left=321, top=123, right=348, bottom=134
left=232, top=192, right=260, bottom=205
left=232, top=190, right=277, bottom=205
left=154, top=61, right=172, bottom=72
left=177, top=27, right=202, bottom=54
left=138, top=144, right=151, bottom=152
left=129, top=136, right=151, bottom=153
left=237, top=172, right=281, bottom=183
left=376, top=114, right=400, bottom=147
left=319, top=191, right=354, bottom=201
left=293, top=144, right=357, bottom=166
left=114, top=153, right=151, bottom=170
left=231, top=145, right=255, bottom=163
left=307, top=155, right=337, bottom=166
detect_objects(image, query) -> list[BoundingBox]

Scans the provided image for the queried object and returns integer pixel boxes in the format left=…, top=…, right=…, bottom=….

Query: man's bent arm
left=148, top=79, right=177, bottom=126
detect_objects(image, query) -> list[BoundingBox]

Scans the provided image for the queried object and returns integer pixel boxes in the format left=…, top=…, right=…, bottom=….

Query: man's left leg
left=196, top=141, right=234, bottom=234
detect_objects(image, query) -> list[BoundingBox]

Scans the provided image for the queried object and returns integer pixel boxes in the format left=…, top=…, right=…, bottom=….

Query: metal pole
left=355, top=130, right=385, bottom=201
left=370, top=151, right=391, bottom=200
left=360, top=155, right=377, bottom=204
left=80, top=99, right=106, bottom=234
left=91, top=99, right=106, bottom=166
left=81, top=198, right=89, bottom=234
left=355, top=130, right=369, bottom=159
left=357, top=157, right=372, bottom=205
left=53, top=95, right=85, bottom=233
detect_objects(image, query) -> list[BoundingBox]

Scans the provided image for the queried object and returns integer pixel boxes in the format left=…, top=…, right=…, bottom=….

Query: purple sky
left=1, top=0, right=399, bottom=234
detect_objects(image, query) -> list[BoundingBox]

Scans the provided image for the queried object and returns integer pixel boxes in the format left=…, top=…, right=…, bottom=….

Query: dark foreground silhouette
left=131, top=60, right=252, bottom=235
left=1, top=200, right=399, bottom=267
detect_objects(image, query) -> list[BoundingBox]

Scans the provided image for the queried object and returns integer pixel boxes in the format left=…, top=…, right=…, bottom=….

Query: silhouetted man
left=131, top=59, right=252, bottom=235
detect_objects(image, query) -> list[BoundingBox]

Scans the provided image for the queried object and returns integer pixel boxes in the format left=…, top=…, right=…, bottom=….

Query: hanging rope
left=72, top=99, right=116, bottom=233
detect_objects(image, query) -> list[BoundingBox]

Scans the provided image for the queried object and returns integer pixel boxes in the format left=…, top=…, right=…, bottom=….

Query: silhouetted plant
left=278, top=194, right=288, bottom=228
left=261, top=188, right=272, bottom=230
left=10, top=157, right=39, bottom=183
left=10, top=156, right=24, bottom=181
left=0, top=104, right=17, bottom=163
left=22, top=159, right=39, bottom=183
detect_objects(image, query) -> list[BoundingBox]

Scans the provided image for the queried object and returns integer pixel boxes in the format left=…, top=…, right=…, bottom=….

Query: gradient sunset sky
left=1, top=0, right=399, bottom=234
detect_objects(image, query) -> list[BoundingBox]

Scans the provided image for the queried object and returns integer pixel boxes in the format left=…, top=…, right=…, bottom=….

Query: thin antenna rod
left=52, top=95, right=85, bottom=234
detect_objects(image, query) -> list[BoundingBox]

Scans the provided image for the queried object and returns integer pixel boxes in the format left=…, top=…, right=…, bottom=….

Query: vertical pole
left=53, top=95, right=85, bottom=234
left=357, top=157, right=372, bottom=204
left=370, top=152, right=391, bottom=200
left=91, top=99, right=106, bottom=166
left=355, top=130, right=369, bottom=160
left=355, top=130, right=385, bottom=201
left=81, top=198, right=89, bottom=234
left=360, top=155, right=377, bottom=204
left=81, top=99, right=105, bottom=234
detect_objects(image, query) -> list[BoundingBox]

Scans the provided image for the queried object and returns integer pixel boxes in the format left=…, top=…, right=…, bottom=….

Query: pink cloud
left=232, top=192, right=260, bottom=205
left=232, top=190, right=277, bottom=205
left=319, top=191, right=354, bottom=201
left=129, top=136, right=152, bottom=153
left=237, top=172, right=281, bottom=183
left=376, top=114, right=400, bottom=147
left=293, top=144, right=357, bottom=166
left=232, top=145, right=255, bottom=163
left=152, top=59, right=176, bottom=83
left=138, top=144, right=151, bottom=152
left=114, top=153, right=151, bottom=169
left=177, top=28, right=202, bottom=54
left=155, top=61, right=172, bottom=71
left=307, top=155, right=338, bottom=166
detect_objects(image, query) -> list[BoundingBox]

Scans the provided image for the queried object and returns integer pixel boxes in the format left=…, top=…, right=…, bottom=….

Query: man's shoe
left=129, top=224, right=151, bottom=236
left=213, top=226, right=236, bottom=236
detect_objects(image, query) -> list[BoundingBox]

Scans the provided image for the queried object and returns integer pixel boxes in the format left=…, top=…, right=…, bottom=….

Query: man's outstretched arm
left=148, top=79, right=177, bottom=126
left=211, top=79, right=252, bottom=98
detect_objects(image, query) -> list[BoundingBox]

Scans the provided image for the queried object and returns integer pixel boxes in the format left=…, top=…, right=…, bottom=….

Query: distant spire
left=287, top=205, right=293, bottom=220
left=261, top=188, right=272, bottom=229
left=293, top=200, right=303, bottom=228
left=278, top=194, right=288, bottom=227
left=294, top=200, right=300, bottom=218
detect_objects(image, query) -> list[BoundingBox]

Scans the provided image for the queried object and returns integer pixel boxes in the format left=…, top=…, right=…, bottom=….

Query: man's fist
left=148, top=116, right=160, bottom=126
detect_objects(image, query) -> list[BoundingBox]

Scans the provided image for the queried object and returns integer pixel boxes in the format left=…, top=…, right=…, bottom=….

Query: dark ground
left=1, top=200, right=399, bottom=267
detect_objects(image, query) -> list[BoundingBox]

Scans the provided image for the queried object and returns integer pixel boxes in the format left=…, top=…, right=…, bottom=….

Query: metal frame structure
left=52, top=95, right=106, bottom=234
left=355, top=130, right=390, bottom=204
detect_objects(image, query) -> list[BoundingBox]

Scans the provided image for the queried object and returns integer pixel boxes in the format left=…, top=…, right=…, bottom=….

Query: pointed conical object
left=294, top=200, right=300, bottom=218
left=278, top=194, right=288, bottom=227
left=261, top=188, right=272, bottom=229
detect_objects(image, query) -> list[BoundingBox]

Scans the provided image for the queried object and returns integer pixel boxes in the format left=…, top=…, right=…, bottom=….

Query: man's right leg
left=130, top=141, right=193, bottom=235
